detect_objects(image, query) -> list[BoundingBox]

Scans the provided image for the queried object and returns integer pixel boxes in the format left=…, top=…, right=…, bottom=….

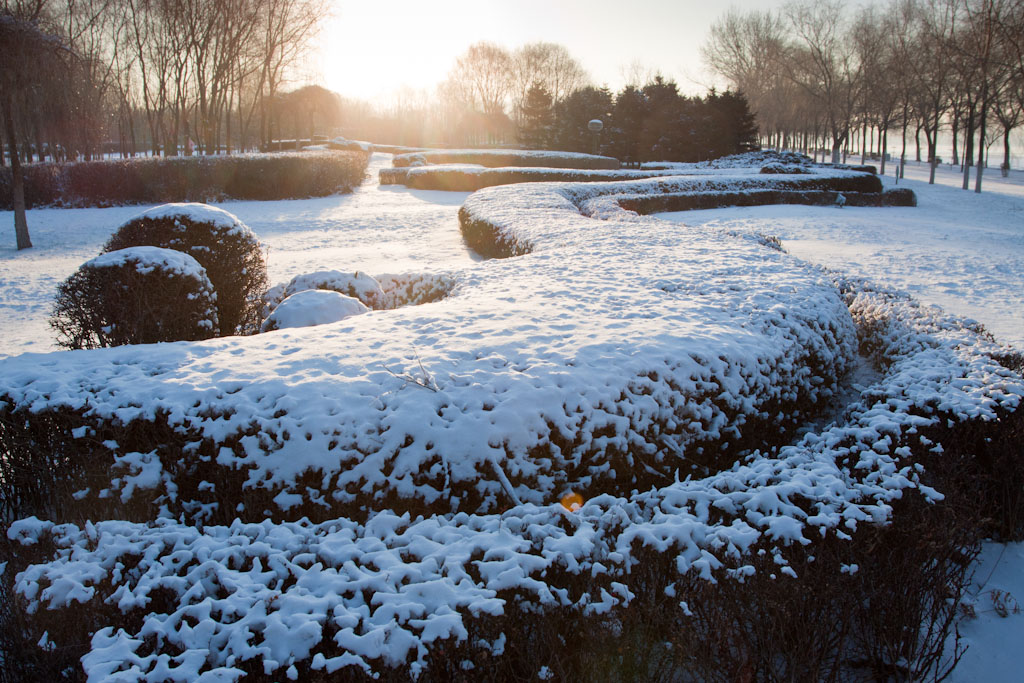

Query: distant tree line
left=1, top=0, right=327, bottom=168
left=340, top=40, right=758, bottom=163
left=702, top=0, right=1024, bottom=191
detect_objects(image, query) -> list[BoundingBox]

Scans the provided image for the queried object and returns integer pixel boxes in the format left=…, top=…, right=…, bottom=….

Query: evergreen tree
left=517, top=82, right=554, bottom=149
left=550, top=86, right=613, bottom=153
left=607, top=86, right=648, bottom=166
left=640, top=76, right=684, bottom=161
left=705, top=90, right=759, bottom=158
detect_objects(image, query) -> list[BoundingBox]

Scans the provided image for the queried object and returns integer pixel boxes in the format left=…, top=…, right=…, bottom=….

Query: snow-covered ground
left=1, top=153, right=1022, bottom=679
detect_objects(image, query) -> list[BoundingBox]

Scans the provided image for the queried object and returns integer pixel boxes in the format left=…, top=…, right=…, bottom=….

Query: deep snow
left=0, top=153, right=1022, bottom=680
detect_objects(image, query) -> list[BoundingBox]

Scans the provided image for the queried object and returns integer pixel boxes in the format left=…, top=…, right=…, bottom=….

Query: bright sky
left=312, top=0, right=790, bottom=103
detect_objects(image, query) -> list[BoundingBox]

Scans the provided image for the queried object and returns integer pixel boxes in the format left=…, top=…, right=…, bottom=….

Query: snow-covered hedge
left=0, top=151, right=370, bottom=209
left=457, top=168, right=885, bottom=258
left=391, top=149, right=621, bottom=170
left=262, top=270, right=457, bottom=319
left=49, top=247, right=219, bottom=349
left=3, top=157, right=1022, bottom=680
left=380, top=165, right=683, bottom=191
left=103, top=204, right=268, bottom=335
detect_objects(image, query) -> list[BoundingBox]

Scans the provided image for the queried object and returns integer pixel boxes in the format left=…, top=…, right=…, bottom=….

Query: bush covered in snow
left=263, top=270, right=457, bottom=318
left=103, top=203, right=267, bottom=335
left=274, top=270, right=385, bottom=310
left=49, top=247, right=218, bottom=349
left=0, top=150, right=370, bottom=209
left=375, top=271, right=457, bottom=308
left=391, top=149, right=621, bottom=170
left=261, top=290, right=370, bottom=332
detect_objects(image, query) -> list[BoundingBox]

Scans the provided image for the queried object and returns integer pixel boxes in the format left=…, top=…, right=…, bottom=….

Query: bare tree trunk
left=900, top=117, right=907, bottom=178
left=926, top=125, right=937, bottom=185
left=962, top=103, right=975, bottom=190
left=2, top=89, right=32, bottom=250
left=880, top=128, right=888, bottom=175
left=1003, top=127, right=1012, bottom=175
left=951, top=117, right=960, bottom=166
left=975, top=102, right=987, bottom=193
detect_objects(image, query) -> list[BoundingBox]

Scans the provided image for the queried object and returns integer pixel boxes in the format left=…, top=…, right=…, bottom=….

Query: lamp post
left=588, top=119, right=603, bottom=156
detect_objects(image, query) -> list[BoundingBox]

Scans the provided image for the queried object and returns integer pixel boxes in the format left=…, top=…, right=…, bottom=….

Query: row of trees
left=339, top=40, right=757, bottom=163
left=702, top=0, right=1024, bottom=190
left=1, top=0, right=326, bottom=168
left=516, top=80, right=757, bottom=163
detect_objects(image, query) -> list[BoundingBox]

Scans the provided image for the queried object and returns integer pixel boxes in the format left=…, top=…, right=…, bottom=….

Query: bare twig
left=381, top=352, right=438, bottom=392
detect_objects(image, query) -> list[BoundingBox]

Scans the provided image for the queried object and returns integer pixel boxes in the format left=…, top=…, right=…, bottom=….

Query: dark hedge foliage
left=0, top=151, right=370, bottom=209
left=618, top=188, right=916, bottom=214
left=103, top=210, right=268, bottom=335
left=50, top=249, right=219, bottom=350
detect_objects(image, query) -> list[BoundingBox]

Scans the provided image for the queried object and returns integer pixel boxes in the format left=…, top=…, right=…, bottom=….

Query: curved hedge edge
left=833, top=163, right=878, bottom=175
left=457, top=205, right=533, bottom=259
left=458, top=171, right=891, bottom=260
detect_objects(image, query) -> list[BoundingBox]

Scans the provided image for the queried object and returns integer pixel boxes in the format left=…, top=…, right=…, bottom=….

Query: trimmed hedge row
left=391, top=149, right=621, bottom=170
left=0, top=151, right=370, bottom=209
left=617, top=188, right=917, bottom=214
left=382, top=167, right=678, bottom=192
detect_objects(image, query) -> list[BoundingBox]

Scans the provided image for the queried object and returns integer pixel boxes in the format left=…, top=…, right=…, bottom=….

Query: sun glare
left=313, top=5, right=480, bottom=102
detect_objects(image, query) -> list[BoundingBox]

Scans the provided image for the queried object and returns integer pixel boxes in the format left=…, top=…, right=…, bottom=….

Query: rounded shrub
left=280, top=270, right=385, bottom=309
left=103, top=203, right=268, bottom=335
left=261, top=289, right=369, bottom=332
left=50, top=246, right=219, bottom=349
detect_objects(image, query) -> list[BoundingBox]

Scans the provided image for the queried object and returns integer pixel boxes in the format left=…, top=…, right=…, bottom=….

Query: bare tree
left=511, top=42, right=588, bottom=122
left=1, top=1, right=72, bottom=249
left=783, top=0, right=861, bottom=164
left=445, top=42, right=514, bottom=115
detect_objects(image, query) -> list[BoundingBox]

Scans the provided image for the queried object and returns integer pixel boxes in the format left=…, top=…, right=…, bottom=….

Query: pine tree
left=607, top=86, right=648, bottom=166
left=517, top=82, right=554, bottom=149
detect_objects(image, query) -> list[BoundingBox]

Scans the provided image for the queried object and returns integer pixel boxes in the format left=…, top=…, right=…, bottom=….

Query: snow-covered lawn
left=0, top=152, right=1021, bottom=679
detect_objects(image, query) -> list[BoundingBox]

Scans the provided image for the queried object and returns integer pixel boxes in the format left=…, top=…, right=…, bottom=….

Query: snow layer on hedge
left=86, top=246, right=210, bottom=282
left=0, top=187, right=859, bottom=511
left=9, top=286, right=1023, bottom=679
left=129, top=202, right=252, bottom=237
left=262, top=290, right=369, bottom=332
left=281, top=270, right=384, bottom=309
